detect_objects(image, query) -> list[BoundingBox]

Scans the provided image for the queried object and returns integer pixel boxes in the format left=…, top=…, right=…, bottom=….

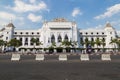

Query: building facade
left=0, top=18, right=119, bottom=52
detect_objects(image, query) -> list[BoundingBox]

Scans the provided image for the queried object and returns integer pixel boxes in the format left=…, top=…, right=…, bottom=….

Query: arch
left=51, top=34, right=55, bottom=43
left=102, top=38, right=105, bottom=41
left=91, top=37, right=94, bottom=41
left=64, top=34, right=68, bottom=41
left=58, top=34, right=62, bottom=42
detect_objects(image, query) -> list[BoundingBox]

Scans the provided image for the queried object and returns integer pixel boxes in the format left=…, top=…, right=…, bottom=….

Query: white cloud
left=94, top=24, right=104, bottom=29
left=111, top=20, right=120, bottom=28
left=29, top=0, right=36, bottom=3
left=28, top=13, right=42, bottom=22
left=0, top=11, right=16, bottom=20
left=72, top=8, right=82, bottom=17
left=10, top=0, right=48, bottom=12
left=0, top=11, right=26, bottom=29
left=85, top=24, right=104, bottom=31
left=0, top=11, right=16, bottom=27
left=95, top=4, right=120, bottom=19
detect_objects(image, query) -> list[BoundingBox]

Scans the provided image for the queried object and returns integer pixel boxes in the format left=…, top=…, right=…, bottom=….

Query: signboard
left=11, top=53, right=20, bottom=61
left=59, top=54, right=67, bottom=61
left=35, top=54, right=44, bottom=61
left=80, top=54, right=89, bottom=61
left=101, top=54, right=111, bottom=61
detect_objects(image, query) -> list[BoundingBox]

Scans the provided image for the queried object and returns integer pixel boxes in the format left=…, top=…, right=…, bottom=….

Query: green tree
left=61, top=40, right=72, bottom=47
left=31, top=38, right=43, bottom=53
left=110, top=38, right=118, bottom=52
left=117, top=40, right=120, bottom=51
left=0, top=39, right=5, bottom=46
left=84, top=38, right=89, bottom=47
left=89, top=41, right=95, bottom=47
left=8, top=39, right=22, bottom=51
left=95, top=38, right=101, bottom=48
left=51, top=42, right=56, bottom=47
left=0, top=40, right=5, bottom=52
left=101, top=38, right=106, bottom=52
left=110, top=38, right=118, bottom=48
left=80, top=40, right=84, bottom=46
left=95, top=38, right=101, bottom=52
left=31, top=38, right=39, bottom=47
left=71, top=41, right=77, bottom=47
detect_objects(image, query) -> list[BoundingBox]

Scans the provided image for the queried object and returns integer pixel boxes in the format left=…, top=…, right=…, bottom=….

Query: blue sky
left=0, top=0, right=120, bottom=30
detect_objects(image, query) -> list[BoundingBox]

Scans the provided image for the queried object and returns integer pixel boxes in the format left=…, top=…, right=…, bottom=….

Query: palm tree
left=31, top=38, right=39, bottom=47
left=101, top=38, right=106, bottom=52
left=84, top=38, right=89, bottom=48
left=0, top=40, right=5, bottom=52
left=39, top=41, right=43, bottom=46
left=80, top=40, right=84, bottom=46
left=110, top=38, right=118, bottom=52
left=37, top=41, right=43, bottom=53
left=8, top=39, right=22, bottom=51
left=95, top=38, right=101, bottom=52
left=49, top=42, right=56, bottom=49
left=31, top=38, right=41, bottom=53
left=71, top=41, right=77, bottom=52
left=51, top=42, right=56, bottom=47
left=71, top=41, right=77, bottom=47
left=61, top=40, right=72, bottom=47
left=48, top=42, right=56, bottom=53
left=61, top=40, right=72, bottom=53
left=95, top=38, right=101, bottom=48
left=117, top=40, right=120, bottom=51
left=89, top=41, right=95, bottom=47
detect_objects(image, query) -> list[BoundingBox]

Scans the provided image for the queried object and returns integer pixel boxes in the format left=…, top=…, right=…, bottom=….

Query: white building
left=0, top=18, right=119, bottom=53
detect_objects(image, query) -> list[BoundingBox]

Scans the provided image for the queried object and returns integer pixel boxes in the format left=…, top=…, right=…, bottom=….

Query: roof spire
left=105, top=21, right=112, bottom=28
left=10, top=17, right=13, bottom=23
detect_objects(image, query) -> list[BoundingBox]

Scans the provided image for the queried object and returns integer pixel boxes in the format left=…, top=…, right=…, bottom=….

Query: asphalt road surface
left=0, top=54, right=120, bottom=80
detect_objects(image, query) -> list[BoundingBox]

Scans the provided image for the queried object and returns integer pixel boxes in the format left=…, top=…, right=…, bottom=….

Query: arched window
left=51, top=35, right=55, bottom=43
left=80, top=38, right=83, bottom=42
left=91, top=38, right=94, bottom=41
left=25, top=38, right=28, bottom=45
left=58, top=35, right=62, bottom=42
left=64, top=34, right=68, bottom=41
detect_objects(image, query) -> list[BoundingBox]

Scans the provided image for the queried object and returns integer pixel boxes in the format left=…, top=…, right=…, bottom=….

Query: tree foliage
left=61, top=40, right=72, bottom=47
left=0, top=39, right=5, bottom=46
left=8, top=39, right=22, bottom=47
left=95, top=38, right=101, bottom=48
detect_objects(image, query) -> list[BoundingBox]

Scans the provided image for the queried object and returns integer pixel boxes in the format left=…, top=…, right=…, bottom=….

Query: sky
left=0, top=0, right=120, bottom=30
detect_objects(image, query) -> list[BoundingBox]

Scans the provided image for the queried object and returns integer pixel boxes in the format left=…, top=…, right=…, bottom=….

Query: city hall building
left=0, top=18, right=119, bottom=52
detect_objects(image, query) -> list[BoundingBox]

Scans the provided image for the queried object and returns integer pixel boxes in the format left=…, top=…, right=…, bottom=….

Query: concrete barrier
left=35, top=54, right=44, bottom=61
left=59, top=54, right=67, bottom=61
left=11, top=53, right=20, bottom=61
left=101, top=54, right=111, bottom=61
left=80, top=54, right=89, bottom=61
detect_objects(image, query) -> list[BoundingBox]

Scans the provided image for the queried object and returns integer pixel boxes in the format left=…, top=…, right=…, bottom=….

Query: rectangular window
left=6, top=37, right=8, bottom=40
left=14, top=32, right=17, bottom=34
left=20, top=38, right=22, bottom=41
left=37, top=32, right=39, bottom=34
left=31, top=43, right=33, bottom=45
left=25, top=43, right=28, bottom=45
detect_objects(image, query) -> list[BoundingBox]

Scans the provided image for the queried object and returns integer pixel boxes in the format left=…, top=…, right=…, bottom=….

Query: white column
left=28, top=37, right=31, bottom=47
left=62, top=33, right=64, bottom=41
left=22, top=37, right=25, bottom=47
left=16, top=37, right=19, bottom=40
left=55, top=33, right=57, bottom=43
left=39, top=37, right=41, bottom=42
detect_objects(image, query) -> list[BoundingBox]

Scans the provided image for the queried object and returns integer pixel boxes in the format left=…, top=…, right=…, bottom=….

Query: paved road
left=0, top=54, right=120, bottom=80
left=0, top=54, right=120, bottom=61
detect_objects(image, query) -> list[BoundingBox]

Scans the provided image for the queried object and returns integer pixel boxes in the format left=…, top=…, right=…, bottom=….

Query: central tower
left=41, top=18, right=79, bottom=48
